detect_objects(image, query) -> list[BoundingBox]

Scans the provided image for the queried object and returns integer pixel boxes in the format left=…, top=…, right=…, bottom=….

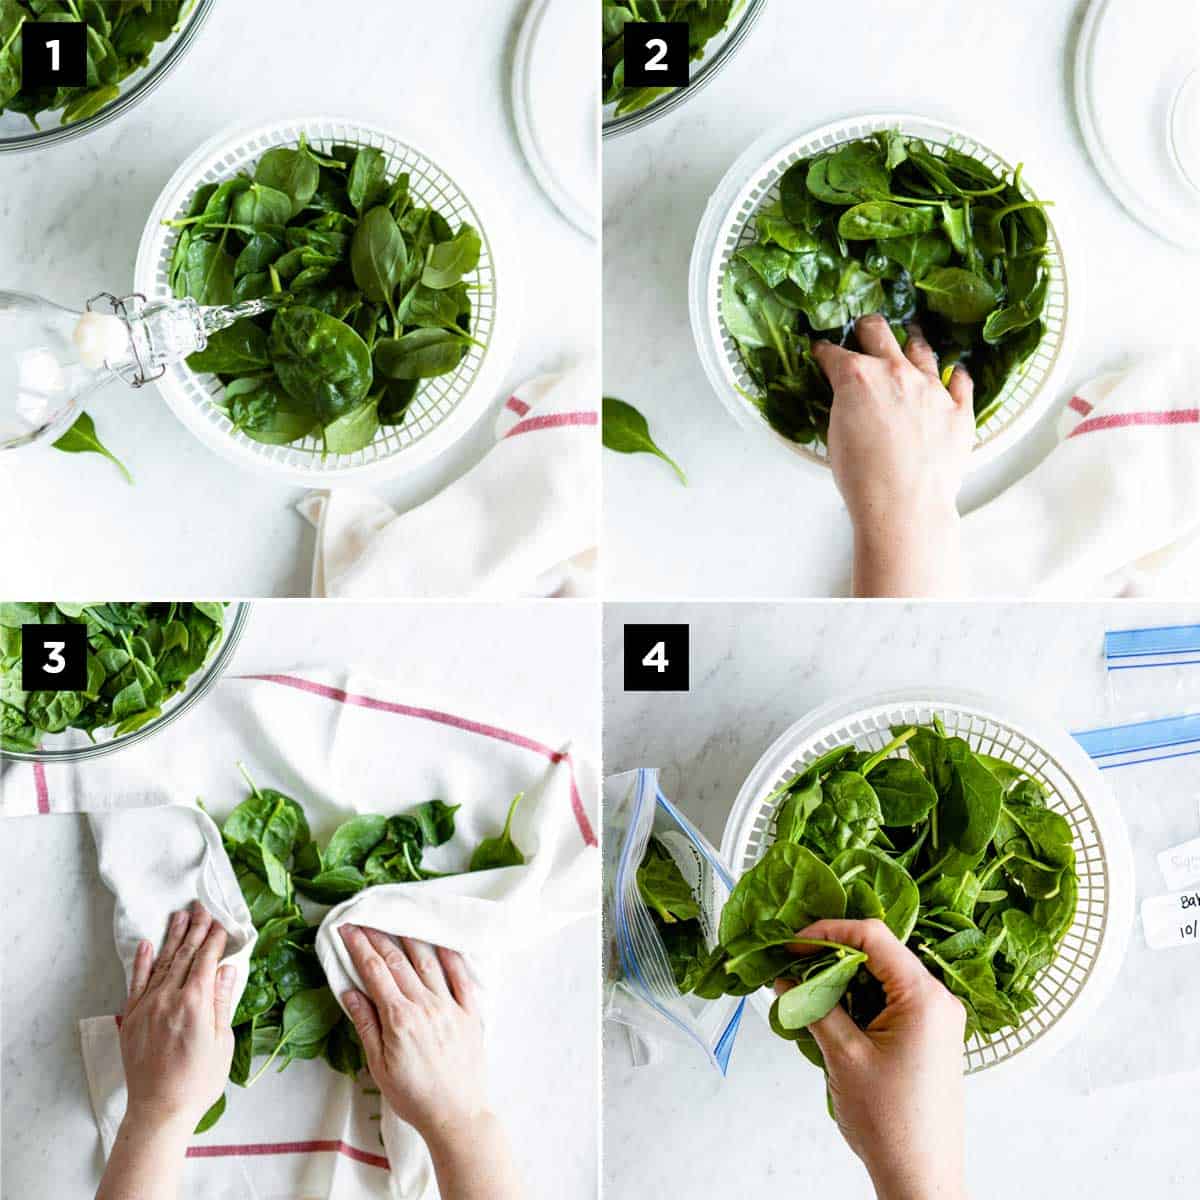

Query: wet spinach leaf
left=602, top=396, right=687, bottom=485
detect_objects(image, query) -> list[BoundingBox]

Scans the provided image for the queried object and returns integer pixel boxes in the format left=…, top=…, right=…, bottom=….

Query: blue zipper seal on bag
left=1105, top=624, right=1200, bottom=662
left=1072, top=713, right=1200, bottom=769
left=614, top=769, right=745, bottom=1074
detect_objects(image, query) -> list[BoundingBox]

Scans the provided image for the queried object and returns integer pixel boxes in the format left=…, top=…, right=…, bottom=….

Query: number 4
left=642, top=641, right=669, bottom=673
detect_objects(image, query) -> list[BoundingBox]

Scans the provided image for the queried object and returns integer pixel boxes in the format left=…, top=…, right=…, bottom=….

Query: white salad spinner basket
left=135, top=116, right=520, bottom=486
left=720, top=688, right=1133, bottom=1077
left=689, top=113, right=1075, bottom=476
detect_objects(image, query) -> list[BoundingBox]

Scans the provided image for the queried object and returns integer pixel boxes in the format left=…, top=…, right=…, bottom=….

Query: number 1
left=47, top=39, right=60, bottom=71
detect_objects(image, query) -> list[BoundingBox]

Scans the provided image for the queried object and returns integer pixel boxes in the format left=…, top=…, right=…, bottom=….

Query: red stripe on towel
left=1068, top=409, right=1200, bottom=439
left=238, top=674, right=598, bottom=847
left=1068, top=395, right=1094, bottom=417
left=505, top=395, right=531, bottom=416
left=186, top=1140, right=389, bottom=1169
left=33, top=762, right=50, bottom=814
left=504, top=411, right=597, bottom=438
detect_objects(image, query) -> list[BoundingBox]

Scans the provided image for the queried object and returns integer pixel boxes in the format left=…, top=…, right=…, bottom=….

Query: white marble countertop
left=602, top=0, right=1198, bottom=597
left=602, top=600, right=1200, bottom=1196
left=0, top=0, right=596, bottom=597
left=0, top=601, right=600, bottom=1199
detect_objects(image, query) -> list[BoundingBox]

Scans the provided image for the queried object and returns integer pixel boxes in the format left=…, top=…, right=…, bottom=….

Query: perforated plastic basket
left=689, top=113, right=1075, bottom=476
left=135, top=116, right=519, bottom=486
left=720, top=688, right=1133, bottom=1076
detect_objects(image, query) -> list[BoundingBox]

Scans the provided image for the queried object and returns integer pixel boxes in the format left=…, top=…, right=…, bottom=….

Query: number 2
left=42, top=640, right=67, bottom=675
left=47, top=39, right=60, bottom=72
left=644, top=37, right=669, bottom=72
left=642, top=642, right=669, bottom=673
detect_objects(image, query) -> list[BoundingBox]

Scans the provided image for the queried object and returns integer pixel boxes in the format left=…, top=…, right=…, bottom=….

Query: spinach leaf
left=721, top=133, right=1052, bottom=446
left=52, top=412, right=132, bottom=484
left=683, top=719, right=1079, bottom=1108
left=602, top=396, right=687, bottom=485
left=469, top=792, right=526, bottom=872
left=168, top=137, right=480, bottom=451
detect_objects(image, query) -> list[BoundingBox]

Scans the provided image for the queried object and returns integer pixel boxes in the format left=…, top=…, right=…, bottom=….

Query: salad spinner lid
left=1075, top=0, right=1200, bottom=250
left=512, top=0, right=598, bottom=238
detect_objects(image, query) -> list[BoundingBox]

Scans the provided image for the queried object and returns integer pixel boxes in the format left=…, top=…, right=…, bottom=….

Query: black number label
left=21, top=623, right=87, bottom=691
left=22, top=21, right=88, bottom=89
left=622, top=22, right=690, bottom=89
left=624, top=624, right=689, bottom=693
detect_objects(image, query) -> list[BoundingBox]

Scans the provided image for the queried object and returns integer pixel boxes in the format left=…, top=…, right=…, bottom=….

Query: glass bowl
left=2, top=601, right=251, bottom=763
left=602, top=0, right=767, bottom=139
left=0, top=0, right=213, bottom=154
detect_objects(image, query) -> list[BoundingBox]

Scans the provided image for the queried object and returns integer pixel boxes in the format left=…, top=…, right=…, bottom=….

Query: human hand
left=338, top=926, right=520, bottom=1200
left=814, top=316, right=974, bottom=598
left=338, top=926, right=488, bottom=1140
left=118, top=901, right=236, bottom=1136
left=777, top=918, right=968, bottom=1200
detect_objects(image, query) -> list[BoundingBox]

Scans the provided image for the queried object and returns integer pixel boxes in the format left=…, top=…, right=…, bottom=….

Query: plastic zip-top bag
left=1104, top=624, right=1200, bottom=722
left=1062, top=712, right=1200, bottom=1089
left=603, top=769, right=745, bottom=1073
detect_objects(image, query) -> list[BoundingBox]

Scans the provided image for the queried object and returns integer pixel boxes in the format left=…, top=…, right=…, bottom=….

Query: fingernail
left=339, top=924, right=355, bottom=942
left=172, top=910, right=187, bottom=928
left=342, top=990, right=360, bottom=1011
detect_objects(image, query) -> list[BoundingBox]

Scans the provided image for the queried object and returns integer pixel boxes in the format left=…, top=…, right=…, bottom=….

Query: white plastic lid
left=1075, top=0, right=1200, bottom=249
left=512, top=0, right=598, bottom=238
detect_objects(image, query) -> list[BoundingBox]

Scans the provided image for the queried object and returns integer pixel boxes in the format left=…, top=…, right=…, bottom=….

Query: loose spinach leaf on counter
left=201, top=768, right=526, bottom=1132
left=0, top=0, right=194, bottom=128
left=52, top=411, right=133, bottom=484
left=684, top=718, right=1078, bottom=1106
left=0, top=602, right=226, bottom=752
left=721, top=132, right=1053, bottom=447
left=602, top=0, right=740, bottom=118
left=602, top=396, right=687, bottom=485
left=166, top=135, right=481, bottom=453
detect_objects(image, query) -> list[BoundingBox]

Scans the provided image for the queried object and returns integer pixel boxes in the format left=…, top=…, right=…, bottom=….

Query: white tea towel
left=65, top=669, right=597, bottom=1199
left=964, top=350, right=1200, bottom=597
left=298, top=367, right=599, bottom=598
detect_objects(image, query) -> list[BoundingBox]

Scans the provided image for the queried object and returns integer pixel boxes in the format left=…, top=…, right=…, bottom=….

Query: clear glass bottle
left=0, top=290, right=278, bottom=452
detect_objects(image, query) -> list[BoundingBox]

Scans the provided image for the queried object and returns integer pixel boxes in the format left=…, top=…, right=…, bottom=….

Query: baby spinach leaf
left=602, top=396, right=687, bottom=486
left=421, top=226, right=481, bottom=290
left=914, top=267, right=1000, bottom=324
left=193, top=1093, right=226, bottom=1135
left=637, top=838, right=701, bottom=924
left=373, top=329, right=467, bottom=380
left=269, top=306, right=372, bottom=424
left=469, top=792, right=526, bottom=872
left=771, top=942, right=868, bottom=1031
left=52, top=412, right=132, bottom=484
left=350, top=206, right=408, bottom=311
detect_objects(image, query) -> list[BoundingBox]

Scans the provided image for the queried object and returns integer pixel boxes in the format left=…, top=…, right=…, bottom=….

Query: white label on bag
left=1158, top=837, right=1200, bottom=891
left=1141, top=888, right=1200, bottom=950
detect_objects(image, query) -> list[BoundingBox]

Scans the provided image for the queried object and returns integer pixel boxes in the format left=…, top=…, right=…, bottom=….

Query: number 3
left=642, top=642, right=669, bottom=673
left=42, top=640, right=67, bottom=674
left=644, top=37, right=669, bottom=72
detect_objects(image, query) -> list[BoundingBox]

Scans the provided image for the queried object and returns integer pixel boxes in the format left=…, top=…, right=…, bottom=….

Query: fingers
left=806, top=996, right=868, bottom=1062
left=188, top=919, right=228, bottom=994
left=213, top=963, right=236, bottom=1032
left=147, top=908, right=190, bottom=991
left=904, top=322, right=939, bottom=378
left=342, top=988, right=384, bottom=1063
left=400, top=937, right=450, bottom=999
left=947, top=364, right=974, bottom=409
left=363, top=927, right=426, bottom=1003
left=791, top=919, right=931, bottom=1000
left=854, top=313, right=905, bottom=362
left=126, top=939, right=154, bottom=1009
left=166, top=902, right=214, bottom=989
left=339, top=924, right=409, bottom=1016
left=436, top=946, right=479, bottom=1016
left=811, top=338, right=860, bottom=388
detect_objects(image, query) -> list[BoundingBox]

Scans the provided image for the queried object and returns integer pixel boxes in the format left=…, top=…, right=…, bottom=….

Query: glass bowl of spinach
left=719, top=687, right=1133, bottom=1078
left=689, top=114, right=1074, bottom=474
left=135, top=117, right=516, bottom=485
left=0, top=601, right=250, bottom=762
left=0, top=0, right=213, bottom=153
left=602, top=0, right=767, bottom=139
